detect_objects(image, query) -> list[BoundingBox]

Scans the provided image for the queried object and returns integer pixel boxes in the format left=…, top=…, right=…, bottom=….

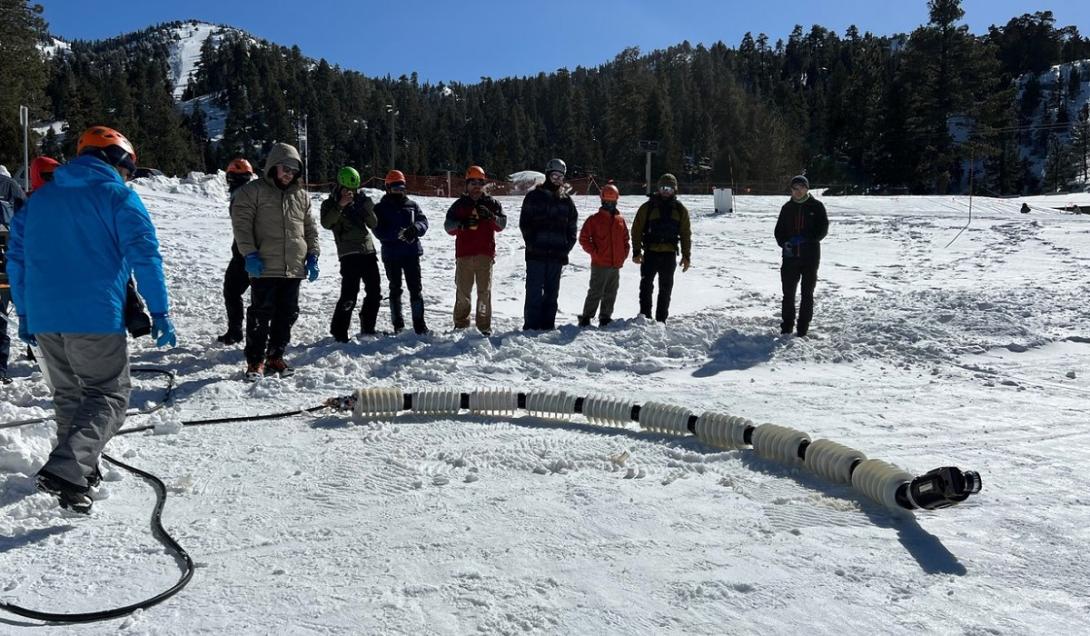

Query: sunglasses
left=278, top=164, right=300, bottom=176
left=389, top=183, right=407, bottom=192
left=659, top=185, right=675, bottom=194
left=467, top=179, right=486, bottom=186
left=601, top=201, right=618, bottom=210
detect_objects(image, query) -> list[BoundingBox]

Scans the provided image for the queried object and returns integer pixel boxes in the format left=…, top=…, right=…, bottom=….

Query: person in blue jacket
left=7, top=125, right=176, bottom=514
left=373, top=170, right=429, bottom=335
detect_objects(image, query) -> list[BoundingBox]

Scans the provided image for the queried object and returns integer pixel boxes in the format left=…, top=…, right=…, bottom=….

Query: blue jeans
left=523, top=259, right=564, bottom=330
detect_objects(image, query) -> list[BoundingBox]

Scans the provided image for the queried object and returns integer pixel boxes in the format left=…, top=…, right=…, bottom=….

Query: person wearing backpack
left=630, top=173, right=691, bottom=323
left=321, top=166, right=381, bottom=341
left=0, top=168, right=27, bottom=384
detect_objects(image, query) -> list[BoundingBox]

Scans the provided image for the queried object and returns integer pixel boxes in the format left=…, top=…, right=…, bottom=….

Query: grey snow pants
left=36, top=333, right=131, bottom=488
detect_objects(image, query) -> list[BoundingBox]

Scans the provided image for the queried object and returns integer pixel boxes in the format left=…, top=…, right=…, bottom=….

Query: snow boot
left=264, top=356, right=294, bottom=378
left=216, top=329, right=244, bottom=345
left=36, top=470, right=93, bottom=514
left=245, top=360, right=265, bottom=381
left=577, top=316, right=591, bottom=328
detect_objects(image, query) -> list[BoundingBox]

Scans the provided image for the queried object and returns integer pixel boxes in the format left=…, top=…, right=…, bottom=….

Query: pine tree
left=0, top=0, right=49, bottom=167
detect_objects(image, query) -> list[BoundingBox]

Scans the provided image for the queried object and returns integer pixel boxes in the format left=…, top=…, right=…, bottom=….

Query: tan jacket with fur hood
left=230, top=143, right=319, bottom=278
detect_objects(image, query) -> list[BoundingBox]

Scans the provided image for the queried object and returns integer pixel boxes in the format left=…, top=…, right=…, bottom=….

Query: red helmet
left=30, top=156, right=61, bottom=191
left=600, top=184, right=620, bottom=202
left=385, top=169, right=406, bottom=186
left=77, top=126, right=136, bottom=166
left=465, top=165, right=487, bottom=180
left=227, top=158, right=253, bottom=174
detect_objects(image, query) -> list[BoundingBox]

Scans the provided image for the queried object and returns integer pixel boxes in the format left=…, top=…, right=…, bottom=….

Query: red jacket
left=444, top=194, right=507, bottom=258
left=579, top=208, right=630, bottom=268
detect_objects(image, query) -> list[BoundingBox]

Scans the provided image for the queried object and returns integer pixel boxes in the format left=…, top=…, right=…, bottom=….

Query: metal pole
left=389, top=109, right=396, bottom=170
left=19, top=105, right=30, bottom=191
left=303, top=114, right=309, bottom=188
left=645, top=151, right=652, bottom=196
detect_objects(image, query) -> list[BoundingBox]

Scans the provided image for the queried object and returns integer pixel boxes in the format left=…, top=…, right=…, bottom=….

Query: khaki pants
left=453, top=254, right=494, bottom=332
left=580, top=265, right=621, bottom=323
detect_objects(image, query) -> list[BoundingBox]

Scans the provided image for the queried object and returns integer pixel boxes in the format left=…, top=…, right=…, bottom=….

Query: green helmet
left=337, top=166, right=361, bottom=189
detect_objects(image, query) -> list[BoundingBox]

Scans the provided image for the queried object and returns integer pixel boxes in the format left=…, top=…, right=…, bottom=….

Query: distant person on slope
left=321, top=166, right=381, bottom=341
left=374, top=170, right=429, bottom=335
left=630, top=173, right=691, bottom=323
left=0, top=165, right=27, bottom=384
left=216, top=158, right=255, bottom=345
left=7, top=126, right=176, bottom=514
left=577, top=184, right=629, bottom=328
left=519, top=158, right=578, bottom=330
left=444, top=165, right=506, bottom=336
left=231, top=143, right=319, bottom=379
left=774, top=175, right=829, bottom=337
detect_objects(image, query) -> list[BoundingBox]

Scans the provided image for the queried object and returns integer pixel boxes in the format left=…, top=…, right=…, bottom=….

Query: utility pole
left=637, top=140, right=659, bottom=195
left=19, top=106, right=30, bottom=191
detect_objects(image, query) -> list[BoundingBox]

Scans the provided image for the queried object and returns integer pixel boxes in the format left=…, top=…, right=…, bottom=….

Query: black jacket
left=519, top=184, right=578, bottom=264
left=774, top=195, right=828, bottom=262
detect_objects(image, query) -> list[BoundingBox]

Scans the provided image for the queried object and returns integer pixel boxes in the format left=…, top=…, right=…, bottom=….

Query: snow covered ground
left=2, top=176, right=1089, bottom=634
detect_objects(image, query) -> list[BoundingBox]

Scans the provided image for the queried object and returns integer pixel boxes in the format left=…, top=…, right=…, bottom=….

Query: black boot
left=577, top=316, right=591, bottom=327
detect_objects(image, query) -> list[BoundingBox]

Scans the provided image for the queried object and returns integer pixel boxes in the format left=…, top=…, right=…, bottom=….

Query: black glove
left=476, top=204, right=493, bottom=220
left=400, top=224, right=419, bottom=242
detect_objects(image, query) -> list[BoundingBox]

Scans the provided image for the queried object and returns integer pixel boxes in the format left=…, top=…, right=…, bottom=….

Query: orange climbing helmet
left=465, top=165, right=487, bottom=181
left=227, top=158, right=253, bottom=174
left=30, top=156, right=61, bottom=191
left=385, top=169, right=406, bottom=185
left=600, top=184, right=620, bottom=202
left=77, top=126, right=136, bottom=167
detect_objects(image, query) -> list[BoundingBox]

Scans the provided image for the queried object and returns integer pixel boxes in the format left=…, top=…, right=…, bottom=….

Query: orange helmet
left=227, top=158, right=253, bottom=174
left=385, top=169, right=406, bottom=185
left=601, top=184, right=620, bottom=202
left=30, top=156, right=61, bottom=191
left=77, top=126, right=136, bottom=167
left=465, top=165, right=487, bottom=180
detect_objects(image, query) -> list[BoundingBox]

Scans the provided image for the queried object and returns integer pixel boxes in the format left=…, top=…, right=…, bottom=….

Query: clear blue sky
left=37, top=0, right=1090, bottom=84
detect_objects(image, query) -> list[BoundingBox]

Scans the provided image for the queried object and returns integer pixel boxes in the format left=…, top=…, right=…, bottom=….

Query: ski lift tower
left=637, top=140, right=659, bottom=195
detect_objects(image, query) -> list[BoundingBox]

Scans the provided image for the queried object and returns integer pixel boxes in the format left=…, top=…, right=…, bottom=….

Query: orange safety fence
left=302, top=174, right=774, bottom=197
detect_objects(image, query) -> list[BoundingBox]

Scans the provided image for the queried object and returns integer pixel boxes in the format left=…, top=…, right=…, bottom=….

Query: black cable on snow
left=0, top=367, right=176, bottom=430
left=1, top=367, right=330, bottom=625
left=0, top=451, right=194, bottom=624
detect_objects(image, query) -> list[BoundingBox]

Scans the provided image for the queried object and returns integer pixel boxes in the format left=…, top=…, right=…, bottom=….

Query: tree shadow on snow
left=737, top=453, right=968, bottom=576
left=692, top=329, right=781, bottom=376
left=0, top=524, right=76, bottom=555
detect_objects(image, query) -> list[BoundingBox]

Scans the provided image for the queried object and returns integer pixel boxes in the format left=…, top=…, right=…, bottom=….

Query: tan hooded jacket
left=230, top=143, right=319, bottom=278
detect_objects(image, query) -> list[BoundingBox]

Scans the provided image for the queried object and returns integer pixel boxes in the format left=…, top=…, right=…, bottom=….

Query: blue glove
left=245, top=252, right=264, bottom=277
left=16, top=315, right=36, bottom=346
left=305, top=253, right=319, bottom=282
left=151, top=314, right=177, bottom=348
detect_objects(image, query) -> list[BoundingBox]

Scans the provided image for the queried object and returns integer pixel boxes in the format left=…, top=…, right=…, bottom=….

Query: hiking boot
left=36, top=470, right=93, bottom=514
left=599, top=317, right=612, bottom=328
left=577, top=316, right=591, bottom=328
left=331, top=332, right=350, bottom=343
left=0, top=371, right=11, bottom=385
left=264, top=356, right=293, bottom=377
left=245, top=360, right=265, bottom=381
left=217, top=329, right=244, bottom=345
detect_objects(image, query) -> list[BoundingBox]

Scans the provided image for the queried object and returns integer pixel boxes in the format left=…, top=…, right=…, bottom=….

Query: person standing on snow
left=774, top=175, right=828, bottom=337
left=0, top=167, right=27, bottom=384
left=231, top=143, right=319, bottom=379
left=630, top=173, right=691, bottom=323
left=321, top=166, right=381, bottom=341
left=374, top=170, right=429, bottom=335
left=7, top=126, right=176, bottom=513
left=577, top=184, right=629, bottom=327
left=519, top=158, right=578, bottom=330
left=444, top=165, right=505, bottom=336
left=216, top=158, right=255, bottom=345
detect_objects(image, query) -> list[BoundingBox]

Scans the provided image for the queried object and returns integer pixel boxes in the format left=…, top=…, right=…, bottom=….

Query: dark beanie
left=658, top=173, right=678, bottom=188
left=790, top=175, right=809, bottom=188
